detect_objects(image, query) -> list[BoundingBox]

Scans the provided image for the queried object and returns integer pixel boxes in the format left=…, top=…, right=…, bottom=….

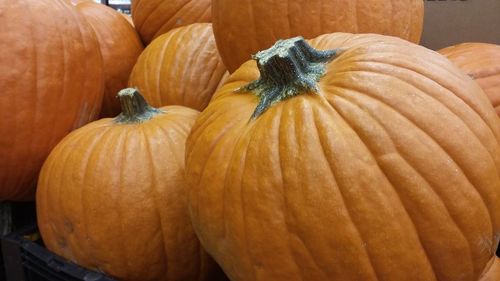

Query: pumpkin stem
left=240, top=36, right=343, bottom=119
left=114, top=88, right=163, bottom=124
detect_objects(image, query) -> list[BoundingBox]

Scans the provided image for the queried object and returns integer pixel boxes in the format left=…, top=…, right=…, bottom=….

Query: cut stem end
left=114, top=88, right=163, bottom=124
left=240, top=37, right=343, bottom=120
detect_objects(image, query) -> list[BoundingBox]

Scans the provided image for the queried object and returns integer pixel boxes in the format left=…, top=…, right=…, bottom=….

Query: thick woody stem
left=240, top=37, right=342, bottom=119
left=114, top=88, right=163, bottom=124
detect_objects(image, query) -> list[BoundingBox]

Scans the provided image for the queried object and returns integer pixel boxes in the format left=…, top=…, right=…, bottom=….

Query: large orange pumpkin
left=213, top=0, right=424, bottom=73
left=0, top=0, right=104, bottom=201
left=128, top=23, right=226, bottom=111
left=185, top=34, right=500, bottom=281
left=37, top=88, right=223, bottom=281
left=74, top=1, right=144, bottom=117
left=438, top=43, right=500, bottom=117
left=131, top=0, right=211, bottom=45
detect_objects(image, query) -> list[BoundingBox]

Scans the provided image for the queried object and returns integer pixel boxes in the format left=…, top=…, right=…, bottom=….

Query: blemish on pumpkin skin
left=63, top=218, right=74, bottom=233
left=57, top=236, right=67, bottom=248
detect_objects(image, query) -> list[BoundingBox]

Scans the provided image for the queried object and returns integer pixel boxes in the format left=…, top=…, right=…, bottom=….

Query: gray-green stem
left=114, top=88, right=163, bottom=124
left=240, top=36, right=343, bottom=120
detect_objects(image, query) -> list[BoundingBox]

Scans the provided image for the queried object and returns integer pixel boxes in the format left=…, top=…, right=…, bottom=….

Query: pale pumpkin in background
left=213, top=0, right=424, bottom=72
left=128, top=23, right=226, bottom=111
left=131, top=0, right=211, bottom=45
left=439, top=42, right=500, bottom=117
left=37, top=89, right=224, bottom=281
left=0, top=0, right=104, bottom=201
left=74, top=1, right=144, bottom=117
left=185, top=33, right=500, bottom=281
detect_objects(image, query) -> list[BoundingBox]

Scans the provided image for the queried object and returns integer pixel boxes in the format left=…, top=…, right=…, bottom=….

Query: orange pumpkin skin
left=216, top=71, right=231, bottom=91
left=438, top=43, right=500, bottom=117
left=121, top=13, right=135, bottom=27
left=128, top=23, right=226, bottom=111
left=479, top=257, right=500, bottom=281
left=213, top=0, right=424, bottom=73
left=185, top=33, right=500, bottom=281
left=37, top=90, right=221, bottom=281
left=67, top=0, right=89, bottom=4
left=0, top=0, right=104, bottom=201
left=75, top=1, right=144, bottom=117
left=131, top=0, right=211, bottom=45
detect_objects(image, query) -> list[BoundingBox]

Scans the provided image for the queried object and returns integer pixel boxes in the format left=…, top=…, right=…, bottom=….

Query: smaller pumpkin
left=74, top=1, right=144, bottom=117
left=37, top=88, right=223, bottom=281
left=438, top=42, right=500, bottom=116
left=128, top=23, right=226, bottom=111
left=132, top=0, right=211, bottom=45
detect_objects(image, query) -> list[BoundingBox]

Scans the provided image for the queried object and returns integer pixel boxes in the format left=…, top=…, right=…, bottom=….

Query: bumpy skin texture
left=131, top=0, right=211, bottom=45
left=128, top=23, right=226, bottom=111
left=439, top=43, right=500, bottom=117
left=213, top=0, right=424, bottom=73
left=0, top=0, right=104, bottom=201
left=185, top=33, right=500, bottom=281
left=75, top=1, right=144, bottom=117
left=37, top=105, right=222, bottom=281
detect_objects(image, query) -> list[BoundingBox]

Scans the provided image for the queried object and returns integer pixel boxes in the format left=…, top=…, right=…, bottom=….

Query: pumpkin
left=121, top=13, right=135, bottom=27
left=212, top=0, right=424, bottom=73
left=0, top=0, right=104, bottom=201
left=66, top=0, right=88, bottom=4
left=37, top=88, right=224, bottom=281
left=185, top=34, right=500, bottom=281
left=73, top=1, right=144, bottom=117
left=216, top=71, right=231, bottom=91
left=131, top=0, right=211, bottom=45
left=438, top=43, right=500, bottom=117
left=128, top=23, right=226, bottom=111
left=479, top=257, right=500, bottom=281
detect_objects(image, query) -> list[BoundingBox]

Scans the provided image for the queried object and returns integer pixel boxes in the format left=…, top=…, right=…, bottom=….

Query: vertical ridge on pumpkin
left=311, top=103, right=435, bottom=280
left=338, top=83, right=490, bottom=276
left=275, top=105, right=327, bottom=281
left=328, top=93, right=470, bottom=281
left=294, top=102, right=379, bottom=280
left=184, top=26, right=215, bottom=107
left=80, top=127, right=119, bottom=270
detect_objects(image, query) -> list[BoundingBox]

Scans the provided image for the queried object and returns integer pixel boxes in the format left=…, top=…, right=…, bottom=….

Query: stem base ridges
left=114, top=88, right=163, bottom=124
left=240, top=37, right=342, bottom=119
